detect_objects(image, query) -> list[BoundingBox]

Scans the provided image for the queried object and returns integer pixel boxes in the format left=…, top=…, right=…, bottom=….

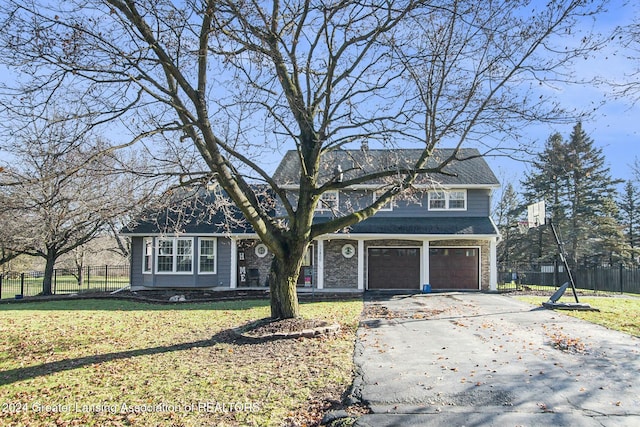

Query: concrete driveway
left=348, top=293, right=640, bottom=427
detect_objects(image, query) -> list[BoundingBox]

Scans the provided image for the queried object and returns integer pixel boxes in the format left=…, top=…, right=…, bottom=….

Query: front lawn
left=515, top=295, right=640, bottom=337
left=0, top=298, right=363, bottom=426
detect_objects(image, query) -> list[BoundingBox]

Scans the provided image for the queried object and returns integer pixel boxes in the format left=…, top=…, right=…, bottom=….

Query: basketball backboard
left=527, top=201, right=546, bottom=228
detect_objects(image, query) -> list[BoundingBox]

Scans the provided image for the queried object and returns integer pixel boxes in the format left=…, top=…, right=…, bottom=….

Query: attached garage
left=429, top=247, right=479, bottom=290
left=368, top=247, right=420, bottom=289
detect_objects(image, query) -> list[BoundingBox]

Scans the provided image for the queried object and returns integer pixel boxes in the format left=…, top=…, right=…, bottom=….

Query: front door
left=297, top=246, right=314, bottom=286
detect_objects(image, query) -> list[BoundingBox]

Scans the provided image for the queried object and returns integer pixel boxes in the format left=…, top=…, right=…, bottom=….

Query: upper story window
left=373, top=190, right=393, bottom=211
left=316, top=190, right=339, bottom=212
left=428, top=190, right=467, bottom=211
left=156, top=237, right=193, bottom=273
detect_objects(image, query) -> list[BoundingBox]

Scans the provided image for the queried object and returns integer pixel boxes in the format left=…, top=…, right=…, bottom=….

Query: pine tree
left=521, top=123, right=623, bottom=267
left=521, top=132, right=569, bottom=265
left=619, top=180, right=640, bottom=265
left=564, top=122, right=623, bottom=266
left=495, top=183, right=526, bottom=264
left=522, top=132, right=568, bottom=221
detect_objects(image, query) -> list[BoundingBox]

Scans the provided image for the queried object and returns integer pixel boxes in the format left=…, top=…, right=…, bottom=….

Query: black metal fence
left=0, top=265, right=130, bottom=300
left=498, top=263, right=640, bottom=294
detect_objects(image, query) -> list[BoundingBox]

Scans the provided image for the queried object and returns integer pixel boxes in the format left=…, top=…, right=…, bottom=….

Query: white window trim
left=142, top=237, right=153, bottom=274
left=373, top=190, right=393, bottom=211
left=198, top=237, right=217, bottom=274
left=155, top=237, right=194, bottom=274
left=316, top=190, right=339, bottom=212
left=428, top=189, right=467, bottom=211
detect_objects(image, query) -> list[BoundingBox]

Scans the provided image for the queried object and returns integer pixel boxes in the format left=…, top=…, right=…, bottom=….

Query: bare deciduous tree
left=0, top=0, right=607, bottom=317
left=0, top=112, right=139, bottom=295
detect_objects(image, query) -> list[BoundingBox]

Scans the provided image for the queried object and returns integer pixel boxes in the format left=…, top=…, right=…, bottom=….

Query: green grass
left=0, top=298, right=363, bottom=426
left=515, top=295, right=640, bottom=337
left=1, top=276, right=130, bottom=299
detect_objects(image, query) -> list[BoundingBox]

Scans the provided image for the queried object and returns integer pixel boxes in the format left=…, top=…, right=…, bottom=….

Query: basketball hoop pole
left=548, top=217, right=579, bottom=303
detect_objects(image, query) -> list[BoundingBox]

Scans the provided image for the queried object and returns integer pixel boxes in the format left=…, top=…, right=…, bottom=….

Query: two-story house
left=121, top=148, right=501, bottom=292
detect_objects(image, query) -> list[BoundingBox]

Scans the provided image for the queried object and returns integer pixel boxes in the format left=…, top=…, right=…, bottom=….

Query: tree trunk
left=42, top=254, right=56, bottom=296
left=77, top=266, right=84, bottom=288
left=268, top=245, right=307, bottom=319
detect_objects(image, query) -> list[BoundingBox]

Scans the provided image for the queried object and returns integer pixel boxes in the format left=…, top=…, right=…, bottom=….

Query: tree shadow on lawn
left=0, top=297, right=272, bottom=311
left=0, top=324, right=290, bottom=386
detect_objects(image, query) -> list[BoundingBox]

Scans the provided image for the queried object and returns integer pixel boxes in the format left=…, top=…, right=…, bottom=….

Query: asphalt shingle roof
left=272, top=148, right=499, bottom=187
left=122, top=149, right=499, bottom=236
left=124, top=214, right=498, bottom=236
left=315, top=216, right=498, bottom=236
left=120, top=190, right=257, bottom=235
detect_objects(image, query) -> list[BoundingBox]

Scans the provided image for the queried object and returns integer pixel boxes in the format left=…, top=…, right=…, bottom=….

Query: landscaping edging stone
left=233, top=320, right=341, bottom=340
left=0, top=289, right=363, bottom=305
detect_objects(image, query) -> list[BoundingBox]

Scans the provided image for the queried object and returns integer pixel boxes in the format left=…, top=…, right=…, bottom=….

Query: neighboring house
left=121, top=148, right=501, bottom=292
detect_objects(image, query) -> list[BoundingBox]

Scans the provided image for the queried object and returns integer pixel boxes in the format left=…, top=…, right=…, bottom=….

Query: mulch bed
left=237, top=317, right=341, bottom=339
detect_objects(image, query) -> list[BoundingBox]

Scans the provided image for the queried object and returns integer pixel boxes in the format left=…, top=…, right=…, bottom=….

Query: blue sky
left=491, top=0, right=640, bottom=187
left=0, top=0, right=638, bottom=191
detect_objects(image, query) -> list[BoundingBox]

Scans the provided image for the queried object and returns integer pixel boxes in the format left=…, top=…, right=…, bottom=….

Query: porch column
left=316, top=239, right=324, bottom=290
left=357, top=239, right=365, bottom=290
left=230, top=238, right=237, bottom=289
left=489, top=238, right=498, bottom=291
left=422, top=240, right=430, bottom=287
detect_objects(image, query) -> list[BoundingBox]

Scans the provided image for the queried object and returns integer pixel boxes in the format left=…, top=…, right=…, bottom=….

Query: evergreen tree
left=619, top=180, right=640, bottom=265
left=564, top=123, right=623, bottom=266
left=522, top=132, right=569, bottom=221
left=495, top=183, right=526, bottom=265
left=521, top=123, right=622, bottom=267
left=521, top=132, right=569, bottom=264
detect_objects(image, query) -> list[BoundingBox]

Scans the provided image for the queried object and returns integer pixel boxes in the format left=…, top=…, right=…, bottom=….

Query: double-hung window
left=156, top=237, right=193, bottom=273
left=143, top=238, right=153, bottom=274
left=373, top=190, right=393, bottom=211
left=428, top=190, right=467, bottom=211
left=199, top=238, right=217, bottom=274
left=316, top=190, right=339, bottom=212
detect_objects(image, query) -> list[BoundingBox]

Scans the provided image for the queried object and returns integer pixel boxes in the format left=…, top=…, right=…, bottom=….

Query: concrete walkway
left=348, top=293, right=640, bottom=426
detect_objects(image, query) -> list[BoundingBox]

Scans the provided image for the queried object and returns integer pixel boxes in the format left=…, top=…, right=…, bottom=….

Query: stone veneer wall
left=237, top=239, right=273, bottom=287
left=429, top=239, right=490, bottom=290
left=235, top=238, right=491, bottom=290
left=323, top=239, right=358, bottom=288
left=237, top=239, right=321, bottom=288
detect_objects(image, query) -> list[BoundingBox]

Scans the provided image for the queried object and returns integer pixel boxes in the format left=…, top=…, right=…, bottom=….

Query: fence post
left=105, top=265, right=108, bottom=292
left=0, top=274, right=3, bottom=299
left=20, top=273, right=25, bottom=296
left=620, top=263, right=624, bottom=294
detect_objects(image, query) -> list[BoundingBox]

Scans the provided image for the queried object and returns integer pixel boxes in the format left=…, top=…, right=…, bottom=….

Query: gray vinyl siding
left=130, top=237, right=145, bottom=287
left=305, top=188, right=492, bottom=218
left=195, top=238, right=231, bottom=287
left=129, top=236, right=232, bottom=289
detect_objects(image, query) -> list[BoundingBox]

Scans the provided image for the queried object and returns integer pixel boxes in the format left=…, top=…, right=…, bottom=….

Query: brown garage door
left=429, top=248, right=478, bottom=290
left=368, top=247, right=420, bottom=289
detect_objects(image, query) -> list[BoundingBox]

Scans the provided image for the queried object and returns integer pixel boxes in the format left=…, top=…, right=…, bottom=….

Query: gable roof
left=120, top=188, right=260, bottom=235
left=272, top=148, right=500, bottom=187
